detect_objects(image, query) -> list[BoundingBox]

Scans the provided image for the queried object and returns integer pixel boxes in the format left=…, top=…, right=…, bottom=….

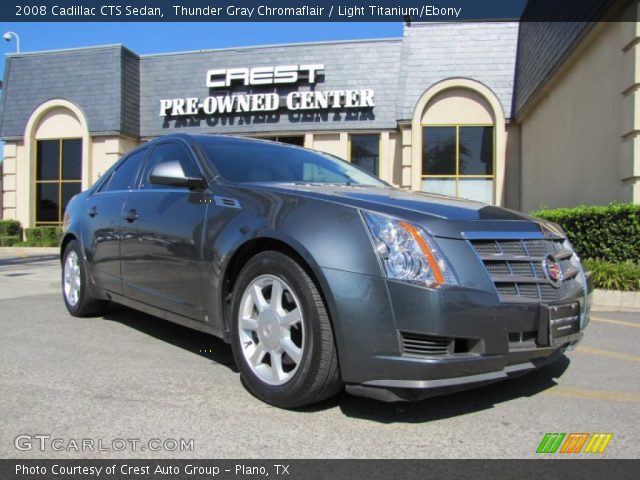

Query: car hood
left=245, top=183, right=563, bottom=239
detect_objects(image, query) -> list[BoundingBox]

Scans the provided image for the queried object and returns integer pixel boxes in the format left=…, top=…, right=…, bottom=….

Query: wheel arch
left=220, top=235, right=343, bottom=366
left=60, top=232, right=77, bottom=262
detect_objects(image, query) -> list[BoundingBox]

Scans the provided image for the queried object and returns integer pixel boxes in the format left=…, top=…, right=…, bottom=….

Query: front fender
left=201, top=191, right=387, bottom=344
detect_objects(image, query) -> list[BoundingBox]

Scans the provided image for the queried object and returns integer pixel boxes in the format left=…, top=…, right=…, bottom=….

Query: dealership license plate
left=547, top=303, right=581, bottom=346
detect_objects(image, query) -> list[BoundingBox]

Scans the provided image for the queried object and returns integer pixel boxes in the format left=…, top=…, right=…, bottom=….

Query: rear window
left=199, top=138, right=386, bottom=187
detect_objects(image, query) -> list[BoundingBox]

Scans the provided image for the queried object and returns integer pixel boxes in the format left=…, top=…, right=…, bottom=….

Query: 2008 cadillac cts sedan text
left=61, top=134, right=592, bottom=407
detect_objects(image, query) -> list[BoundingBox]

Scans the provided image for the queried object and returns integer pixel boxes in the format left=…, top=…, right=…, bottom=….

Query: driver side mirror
left=149, top=160, right=207, bottom=190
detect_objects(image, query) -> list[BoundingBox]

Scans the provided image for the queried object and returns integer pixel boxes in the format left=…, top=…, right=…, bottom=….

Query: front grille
left=470, top=238, right=581, bottom=303
left=400, top=332, right=452, bottom=356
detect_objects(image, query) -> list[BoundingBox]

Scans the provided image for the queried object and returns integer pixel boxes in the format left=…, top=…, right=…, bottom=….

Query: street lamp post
left=3, top=31, right=20, bottom=53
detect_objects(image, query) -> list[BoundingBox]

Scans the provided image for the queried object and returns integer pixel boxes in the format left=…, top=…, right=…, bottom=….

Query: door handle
left=123, top=209, right=138, bottom=223
left=87, top=206, right=98, bottom=217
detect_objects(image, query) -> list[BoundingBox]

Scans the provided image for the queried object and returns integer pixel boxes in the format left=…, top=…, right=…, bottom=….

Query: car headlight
left=563, top=238, right=585, bottom=285
left=563, top=238, right=590, bottom=327
left=362, top=211, right=458, bottom=287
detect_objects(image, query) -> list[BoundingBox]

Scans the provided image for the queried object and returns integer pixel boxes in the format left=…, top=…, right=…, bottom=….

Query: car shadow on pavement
left=99, top=302, right=571, bottom=422
left=327, top=356, right=571, bottom=423
left=102, top=303, right=238, bottom=372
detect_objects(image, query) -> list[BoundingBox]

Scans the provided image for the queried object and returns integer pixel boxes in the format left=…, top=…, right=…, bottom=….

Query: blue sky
left=0, top=22, right=403, bottom=77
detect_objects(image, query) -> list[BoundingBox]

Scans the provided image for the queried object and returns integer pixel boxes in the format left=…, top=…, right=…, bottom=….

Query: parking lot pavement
left=0, top=248, right=59, bottom=300
left=0, top=254, right=639, bottom=459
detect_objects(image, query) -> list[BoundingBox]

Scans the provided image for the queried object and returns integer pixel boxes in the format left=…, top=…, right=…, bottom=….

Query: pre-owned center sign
left=159, top=64, right=375, bottom=117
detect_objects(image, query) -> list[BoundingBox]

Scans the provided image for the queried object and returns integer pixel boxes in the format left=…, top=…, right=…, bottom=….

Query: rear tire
left=62, top=240, right=108, bottom=317
left=230, top=251, right=342, bottom=408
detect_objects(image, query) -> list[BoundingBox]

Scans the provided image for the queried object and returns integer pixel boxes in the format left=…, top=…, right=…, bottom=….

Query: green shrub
left=531, top=203, right=640, bottom=263
left=583, top=259, right=640, bottom=291
left=0, top=235, right=21, bottom=247
left=23, top=227, right=63, bottom=247
left=0, top=219, right=22, bottom=237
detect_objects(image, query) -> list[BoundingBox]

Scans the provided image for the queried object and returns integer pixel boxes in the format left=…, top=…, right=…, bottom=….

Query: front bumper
left=322, top=268, right=592, bottom=402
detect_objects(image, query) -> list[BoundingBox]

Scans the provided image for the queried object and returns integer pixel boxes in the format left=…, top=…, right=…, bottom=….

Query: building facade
left=1, top=2, right=639, bottom=228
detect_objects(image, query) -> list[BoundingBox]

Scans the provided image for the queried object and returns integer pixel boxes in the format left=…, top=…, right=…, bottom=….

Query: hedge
left=583, top=260, right=640, bottom=292
left=0, top=221, right=64, bottom=247
left=0, top=219, right=22, bottom=237
left=531, top=203, right=640, bottom=264
left=0, top=235, right=21, bottom=247
left=23, top=226, right=63, bottom=247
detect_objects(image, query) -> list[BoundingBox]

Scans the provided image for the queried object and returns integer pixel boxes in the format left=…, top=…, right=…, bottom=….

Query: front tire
left=62, top=240, right=108, bottom=317
left=230, top=251, right=342, bottom=407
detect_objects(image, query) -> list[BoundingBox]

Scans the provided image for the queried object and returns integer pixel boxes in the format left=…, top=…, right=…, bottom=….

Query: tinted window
left=106, top=150, right=146, bottom=192
left=142, top=142, right=201, bottom=189
left=423, top=127, right=456, bottom=175
left=35, top=138, right=83, bottom=225
left=61, top=139, right=82, bottom=180
left=200, top=138, right=386, bottom=187
left=459, top=127, right=494, bottom=175
left=36, top=183, right=59, bottom=222
left=36, top=140, right=60, bottom=181
left=421, top=126, right=494, bottom=204
left=350, top=134, right=379, bottom=176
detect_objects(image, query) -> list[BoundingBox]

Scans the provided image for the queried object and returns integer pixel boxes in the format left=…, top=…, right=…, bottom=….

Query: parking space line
left=543, top=386, right=640, bottom=403
left=575, top=346, right=640, bottom=363
left=590, top=316, right=640, bottom=329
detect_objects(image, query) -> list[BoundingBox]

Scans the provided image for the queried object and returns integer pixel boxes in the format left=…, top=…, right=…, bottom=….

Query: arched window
left=421, top=88, right=495, bottom=204
left=28, top=104, right=87, bottom=226
left=411, top=79, right=506, bottom=205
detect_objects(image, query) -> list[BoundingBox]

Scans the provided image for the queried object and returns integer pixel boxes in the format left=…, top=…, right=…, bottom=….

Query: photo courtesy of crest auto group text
left=0, top=0, right=638, bottom=477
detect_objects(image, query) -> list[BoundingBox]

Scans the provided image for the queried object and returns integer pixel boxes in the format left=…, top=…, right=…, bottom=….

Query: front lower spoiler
left=345, top=345, right=570, bottom=402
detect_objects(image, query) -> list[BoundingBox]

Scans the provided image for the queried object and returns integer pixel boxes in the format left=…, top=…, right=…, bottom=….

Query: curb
left=592, top=289, right=640, bottom=310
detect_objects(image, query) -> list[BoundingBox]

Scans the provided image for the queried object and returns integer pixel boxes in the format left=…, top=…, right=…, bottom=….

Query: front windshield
left=199, top=137, right=387, bottom=187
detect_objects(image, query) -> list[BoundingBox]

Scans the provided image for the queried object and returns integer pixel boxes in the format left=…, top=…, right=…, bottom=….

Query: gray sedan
left=61, top=134, right=592, bottom=407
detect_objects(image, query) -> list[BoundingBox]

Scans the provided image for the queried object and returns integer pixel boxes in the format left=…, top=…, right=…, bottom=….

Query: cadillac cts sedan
left=61, top=134, right=592, bottom=407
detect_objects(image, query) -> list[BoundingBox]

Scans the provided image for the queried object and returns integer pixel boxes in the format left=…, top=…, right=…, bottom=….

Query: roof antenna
left=403, top=15, right=411, bottom=27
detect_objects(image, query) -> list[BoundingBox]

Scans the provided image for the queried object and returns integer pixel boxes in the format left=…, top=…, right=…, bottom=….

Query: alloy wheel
left=63, top=250, right=81, bottom=307
left=238, top=274, right=305, bottom=386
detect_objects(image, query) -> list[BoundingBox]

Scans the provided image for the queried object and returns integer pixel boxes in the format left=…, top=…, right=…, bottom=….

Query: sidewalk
left=0, top=246, right=59, bottom=261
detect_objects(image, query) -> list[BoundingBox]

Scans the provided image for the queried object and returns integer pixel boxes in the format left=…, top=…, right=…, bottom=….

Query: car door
left=84, top=148, right=148, bottom=295
left=120, top=140, right=210, bottom=320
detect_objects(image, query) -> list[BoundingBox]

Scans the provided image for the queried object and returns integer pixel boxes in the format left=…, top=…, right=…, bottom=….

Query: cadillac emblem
left=542, top=255, right=563, bottom=288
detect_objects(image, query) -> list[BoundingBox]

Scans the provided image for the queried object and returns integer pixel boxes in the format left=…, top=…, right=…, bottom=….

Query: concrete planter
left=592, top=289, right=640, bottom=309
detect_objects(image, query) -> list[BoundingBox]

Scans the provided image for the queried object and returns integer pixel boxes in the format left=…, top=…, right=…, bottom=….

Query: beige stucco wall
left=2, top=142, right=22, bottom=223
left=504, top=124, right=522, bottom=210
left=519, top=18, right=640, bottom=211
left=421, top=88, right=495, bottom=125
left=309, top=133, right=347, bottom=159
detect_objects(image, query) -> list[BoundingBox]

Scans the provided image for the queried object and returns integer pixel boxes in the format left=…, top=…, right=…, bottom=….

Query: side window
left=105, top=150, right=147, bottom=192
left=142, top=142, right=201, bottom=190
